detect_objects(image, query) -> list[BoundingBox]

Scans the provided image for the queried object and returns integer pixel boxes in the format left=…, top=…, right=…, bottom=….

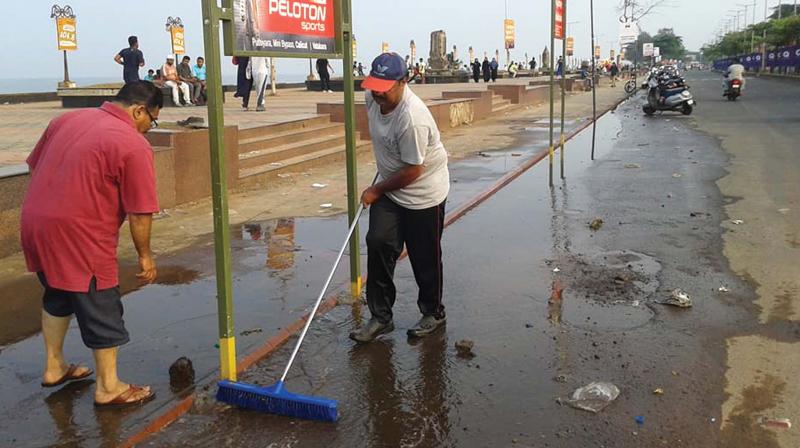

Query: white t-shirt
left=365, top=85, right=450, bottom=210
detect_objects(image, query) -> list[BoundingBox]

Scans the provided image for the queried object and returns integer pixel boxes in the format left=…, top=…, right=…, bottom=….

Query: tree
left=652, top=28, right=686, bottom=59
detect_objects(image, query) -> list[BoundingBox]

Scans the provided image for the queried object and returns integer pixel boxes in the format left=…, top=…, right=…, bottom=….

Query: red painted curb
left=122, top=95, right=627, bottom=447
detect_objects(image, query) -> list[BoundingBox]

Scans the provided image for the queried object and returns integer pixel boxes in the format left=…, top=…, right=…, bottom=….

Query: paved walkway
left=0, top=78, right=545, bottom=167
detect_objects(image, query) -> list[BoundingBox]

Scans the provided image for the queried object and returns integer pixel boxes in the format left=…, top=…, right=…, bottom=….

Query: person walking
left=114, top=36, right=145, bottom=84
left=349, top=53, right=450, bottom=343
left=610, top=62, right=619, bottom=87
left=251, top=57, right=270, bottom=112
left=316, top=58, right=334, bottom=92
left=161, top=55, right=191, bottom=107
left=556, top=56, right=564, bottom=78
left=233, top=56, right=253, bottom=110
left=471, top=58, right=481, bottom=83
left=530, top=56, right=537, bottom=72
left=482, top=57, right=491, bottom=82
left=21, top=81, right=161, bottom=407
left=490, top=58, right=499, bottom=82
left=418, top=58, right=427, bottom=84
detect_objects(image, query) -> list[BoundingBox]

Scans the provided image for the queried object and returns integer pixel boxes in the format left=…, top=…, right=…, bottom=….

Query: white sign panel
left=619, top=20, right=639, bottom=45
left=653, top=46, right=660, bottom=58
left=642, top=43, right=654, bottom=57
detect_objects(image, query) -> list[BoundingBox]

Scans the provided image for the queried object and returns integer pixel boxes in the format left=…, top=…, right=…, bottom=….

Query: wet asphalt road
left=148, top=93, right=759, bottom=447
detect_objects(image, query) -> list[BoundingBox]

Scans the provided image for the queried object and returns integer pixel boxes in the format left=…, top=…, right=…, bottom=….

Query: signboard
left=381, top=41, right=389, bottom=53
left=229, top=0, right=340, bottom=57
left=594, top=45, right=601, bottom=59
left=619, top=20, right=638, bottom=45
left=642, top=42, right=654, bottom=57
left=554, top=0, right=565, bottom=40
left=170, top=26, right=186, bottom=54
left=565, top=36, right=574, bottom=56
left=504, top=19, right=515, bottom=49
left=610, top=49, right=615, bottom=59
left=653, top=46, right=660, bottom=58
left=56, top=17, right=77, bottom=51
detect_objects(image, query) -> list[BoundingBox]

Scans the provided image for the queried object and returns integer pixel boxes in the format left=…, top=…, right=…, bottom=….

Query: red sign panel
left=256, top=0, right=335, bottom=38
left=554, top=0, right=565, bottom=40
left=232, top=0, right=337, bottom=55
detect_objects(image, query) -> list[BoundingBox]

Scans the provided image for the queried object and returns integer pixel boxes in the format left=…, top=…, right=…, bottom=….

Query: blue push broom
left=217, top=199, right=370, bottom=422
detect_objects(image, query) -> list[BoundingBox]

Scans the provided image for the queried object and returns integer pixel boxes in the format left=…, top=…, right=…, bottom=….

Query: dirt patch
left=720, top=373, right=785, bottom=448
left=549, top=250, right=661, bottom=306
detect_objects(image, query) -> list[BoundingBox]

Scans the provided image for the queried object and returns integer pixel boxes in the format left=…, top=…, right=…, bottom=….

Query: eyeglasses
left=145, top=108, right=159, bottom=129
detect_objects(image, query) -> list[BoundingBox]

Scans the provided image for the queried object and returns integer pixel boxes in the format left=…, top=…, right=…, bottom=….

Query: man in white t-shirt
left=349, top=53, right=450, bottom=343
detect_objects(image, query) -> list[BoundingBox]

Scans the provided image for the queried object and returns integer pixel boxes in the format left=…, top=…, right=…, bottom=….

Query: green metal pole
left=549, top=0, right=555, bottom=188
left=341, top=0, right=361, bottom=298
left=560, top=0, right=567, bottom=180
left=590, top=0, right=597, bottom=161
left=202, top=0, right=237, bottom=382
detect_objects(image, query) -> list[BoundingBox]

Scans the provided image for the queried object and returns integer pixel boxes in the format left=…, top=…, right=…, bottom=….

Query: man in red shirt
left=21, top=81, right=162, bottom=407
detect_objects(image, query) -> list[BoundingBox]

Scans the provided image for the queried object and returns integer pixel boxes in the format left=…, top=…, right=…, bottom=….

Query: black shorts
left=38, top=272, right=129, bottom=349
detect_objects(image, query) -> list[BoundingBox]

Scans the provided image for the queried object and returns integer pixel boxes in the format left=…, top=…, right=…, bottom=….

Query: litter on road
left=718, top=286, right=729, bottom=293
left=757, top=416, right=792, bottom=430
left=565, top=381, right=620, bottom=413
left=319, top=203, right=333, bottom=208
left=589, top=218, right=604, bottom=231
left=659, top=289, right=693, bottom=308
left=731, top=219, right=744, bottom=225
left=311, top=183, right=328, bottom=189
left=455, top=339, right=476, bottom=358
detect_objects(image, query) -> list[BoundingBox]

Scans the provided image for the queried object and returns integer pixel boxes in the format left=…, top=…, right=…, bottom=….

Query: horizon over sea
left=0, top=72, right=311, bottom=95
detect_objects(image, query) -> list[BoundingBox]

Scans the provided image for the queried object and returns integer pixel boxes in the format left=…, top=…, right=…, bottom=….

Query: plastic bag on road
left=566, top=381, right=620, bottom=413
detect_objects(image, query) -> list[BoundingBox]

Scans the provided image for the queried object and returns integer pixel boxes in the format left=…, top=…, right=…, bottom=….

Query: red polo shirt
left=21, top=102, right=159, bottom=292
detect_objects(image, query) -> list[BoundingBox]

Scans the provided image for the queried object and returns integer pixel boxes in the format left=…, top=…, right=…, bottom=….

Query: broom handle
left=280, top=174, right=377, bottom=382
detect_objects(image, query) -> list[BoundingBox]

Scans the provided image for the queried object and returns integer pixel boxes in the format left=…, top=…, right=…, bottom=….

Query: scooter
left=642, top=71, right=695, bottom=116
left=724, top=78, right=742, bottom=101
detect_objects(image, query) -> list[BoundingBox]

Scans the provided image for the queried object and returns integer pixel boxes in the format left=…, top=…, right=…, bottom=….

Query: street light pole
left=51, top=4, right=76, bottom=88
left=165, top=16, right=183, bottom=64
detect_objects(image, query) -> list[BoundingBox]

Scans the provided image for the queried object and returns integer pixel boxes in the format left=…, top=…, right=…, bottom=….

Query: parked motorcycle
left=642, top=66, right=695, bottom=116
left=724, top=78, right=742, bottom=101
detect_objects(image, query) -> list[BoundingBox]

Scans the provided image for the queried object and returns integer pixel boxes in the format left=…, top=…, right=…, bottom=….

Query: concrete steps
left=491, top=94, right=512, bottom=112
left=238, top=140, right=372, bottom=187
left=237, top=114, right=371, bottom=186
left=237, top=115, right=331, bottom=140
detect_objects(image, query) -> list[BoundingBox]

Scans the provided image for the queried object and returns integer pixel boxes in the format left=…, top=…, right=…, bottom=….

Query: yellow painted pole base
left=219, top=336, right=237, bottom=381
left=351, top=276, right=363, bottom=299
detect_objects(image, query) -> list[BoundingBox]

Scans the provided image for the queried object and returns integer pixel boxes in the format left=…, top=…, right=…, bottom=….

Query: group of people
left=24, top=51, right=451, bottom=408
left=115, top=35, right=207, bottom=107
left=470, top=57, right=499, bottom=82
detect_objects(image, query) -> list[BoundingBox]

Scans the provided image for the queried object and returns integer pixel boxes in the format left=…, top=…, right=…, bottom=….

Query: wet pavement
left=144, top=97, right=766, bottom=447
left=0, top=105, right=595, bottom=446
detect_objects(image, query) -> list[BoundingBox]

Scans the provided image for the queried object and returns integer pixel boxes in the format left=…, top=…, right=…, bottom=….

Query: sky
left=0, top=0, right=757, bottom=84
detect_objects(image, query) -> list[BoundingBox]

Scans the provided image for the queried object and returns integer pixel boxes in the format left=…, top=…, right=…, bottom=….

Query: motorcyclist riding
left=724, top=58, right=746, bottom=97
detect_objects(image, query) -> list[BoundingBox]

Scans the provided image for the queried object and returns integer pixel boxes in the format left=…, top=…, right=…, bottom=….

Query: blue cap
left=363, top=52, right=407, bottom=92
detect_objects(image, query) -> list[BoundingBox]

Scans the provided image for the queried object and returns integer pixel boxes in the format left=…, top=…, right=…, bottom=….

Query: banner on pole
left=619, top=20, right=638, bottom=45
left=653, top=46, right=660, bottom=58
left=610, top=49, right=615, bottom=59
left=504, top=19, right=516, bottom=49
left=566, top=36, right=574, bottom=56
left=554, top=0, right=565, bottom=40
left=594, top=45, right=600, bottom=59
left=56, top=17, right=77, bottom=51
left=229, top=0, right=341, bottom=57
left=642, top=42, right=654, bottom=57
left=170, top=26, right=186, bottom=54
left=381, top=41, right=389, bottom=53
